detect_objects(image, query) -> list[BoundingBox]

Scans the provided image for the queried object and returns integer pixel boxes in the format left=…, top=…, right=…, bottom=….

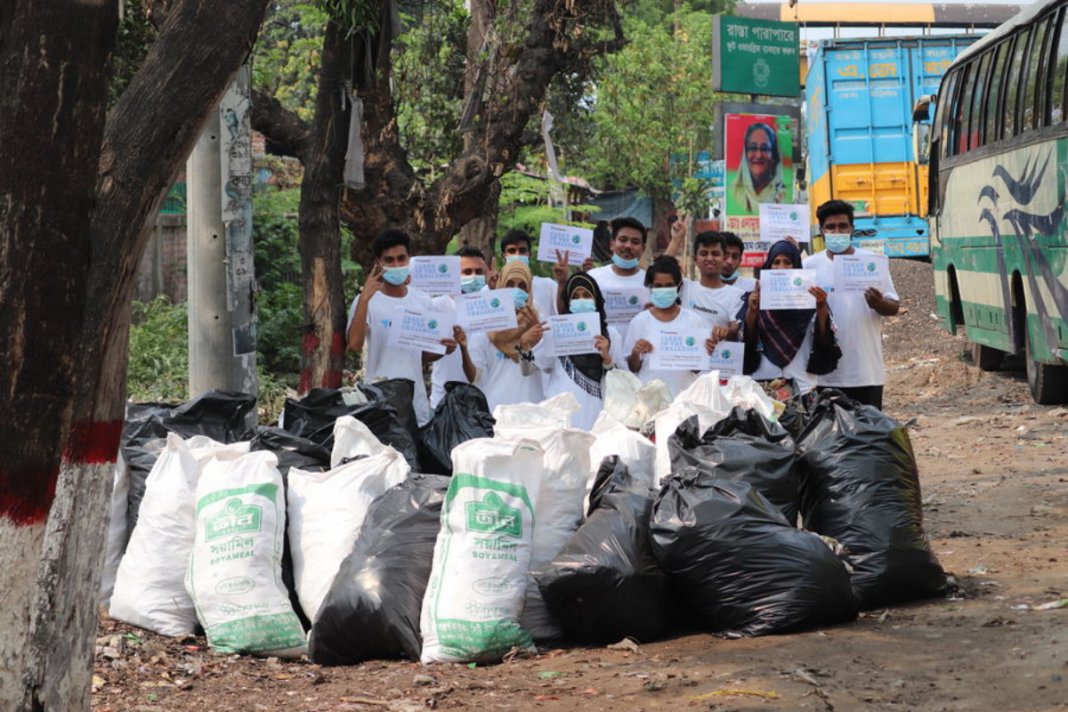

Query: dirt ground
left=92, top=260, right=1068, bottom=712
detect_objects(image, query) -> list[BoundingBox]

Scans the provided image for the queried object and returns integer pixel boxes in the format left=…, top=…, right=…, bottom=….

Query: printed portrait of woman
left=725, top=114, right=793, bottom=217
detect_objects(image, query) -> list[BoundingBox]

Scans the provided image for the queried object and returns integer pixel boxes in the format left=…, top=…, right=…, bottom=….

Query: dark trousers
left=818, top=385, right=884, bottom=410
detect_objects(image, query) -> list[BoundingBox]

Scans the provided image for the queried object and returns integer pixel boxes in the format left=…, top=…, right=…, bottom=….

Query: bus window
left=1054, top=8, right=1068, bottom=124
left=936, top=69, right=958, bottom=160
left=985, top=42, right=1009, bottom=143
left=1004, top=28, right=1032, bottom=138
left=1036, top=11, right=1059, bottom=128
left=1022, top=17, right=1051, bottom=131
left=954, top=63, right=975, bottom=155
left=968, top=51, right=992, bottom=149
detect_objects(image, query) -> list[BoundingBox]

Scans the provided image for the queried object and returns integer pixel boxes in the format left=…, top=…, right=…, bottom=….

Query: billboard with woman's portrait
left=724, top=112, right=794, bottom=217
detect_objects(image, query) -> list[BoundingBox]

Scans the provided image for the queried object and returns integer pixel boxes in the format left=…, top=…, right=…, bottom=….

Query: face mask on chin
left=612, top=253, right=640, bottom=270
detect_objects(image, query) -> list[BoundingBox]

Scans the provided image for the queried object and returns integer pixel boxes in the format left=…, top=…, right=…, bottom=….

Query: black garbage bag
left=282, top=388, right=420, bottom=468
left=535, top=457, right=670, bottom=645
left=308, top=475, right=449, bottom=664
left=777, top=397, right=807, bottom=440
left=359, top=379, right=419, bottom=438
left=417, top=382, right=495, bottom=475
left=796, top=391, right=947, bottom=609
left=250, top=427, right=333, bottom=630
left=667, top=409, right=800, bottom=523
left=588, top=454, right=638, bottom=515
left=650, top=471, right=857, bottom=637
left=124, top=391, right=257, bottom=533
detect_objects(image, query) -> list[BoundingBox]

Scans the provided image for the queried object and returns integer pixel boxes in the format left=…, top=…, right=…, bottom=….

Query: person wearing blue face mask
left=623, top=256, right=712, bottom=398
left=347, top=229, right=459, bottom=426
left=587, top=218, right=650, bottom=322
left=467, top=260, right=548, bottom=412
left=537, top=272, right=625, bottom=430
left=803, top=200, right=900, bottom=409
left=428, top=246, right=484, bottom=408
left=491, top=229, right=564, bottom=317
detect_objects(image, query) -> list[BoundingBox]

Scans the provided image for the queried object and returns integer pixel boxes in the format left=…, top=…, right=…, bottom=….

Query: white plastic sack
left=495, top=403, right=595, bottom=641
left=603, top=369, right=672, bottom=430
left=652, top=373, right=737, bottom=482
left=99, top=453, right=130, bottom=608
left=330, top=414, right=387, bottom=467
left=187, top=450, right=306, bottom=656
left=110, top=435, right=249, bottom=635
left=287, top=447, right=410, bottom=623
left=587, top=412, right=656, bottom=510
left=420, top=437, right=544, bottom=663
left=723, top=375, right=778, bottom=419
left=492, top=392, right=580, bottom=430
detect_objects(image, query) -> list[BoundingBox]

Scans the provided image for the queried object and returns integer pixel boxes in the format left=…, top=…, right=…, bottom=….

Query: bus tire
left=971, top=342, right=1003, bottom=371
left=1025, top=334, right=1068, bottom=405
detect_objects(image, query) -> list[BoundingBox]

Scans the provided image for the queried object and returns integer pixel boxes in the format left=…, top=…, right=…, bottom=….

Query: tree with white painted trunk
left=0, top=1, right=272, bottom=709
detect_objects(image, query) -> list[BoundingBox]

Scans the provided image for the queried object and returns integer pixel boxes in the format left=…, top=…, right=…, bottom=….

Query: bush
left=127, top=297, right=189, bottom=403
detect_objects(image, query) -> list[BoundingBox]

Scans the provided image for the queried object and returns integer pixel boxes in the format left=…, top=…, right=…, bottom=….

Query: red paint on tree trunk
left=0, top=464, right=58, bottom=526
left=321, top=331, right=345, bottom=388
left=62, top=419, right=123, bottom=465
left=298, top=331, right=322, bottom=394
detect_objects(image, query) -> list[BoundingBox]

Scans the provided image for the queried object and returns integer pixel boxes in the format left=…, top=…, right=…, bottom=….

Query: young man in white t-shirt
left=803, top=200, right=900, bottom=409
left=720, top=231, right=757, bottom=293
left=587, top=217, right=649, bottom=293
left=429, top=245, right=485, bottom=408
left=346, top=230, right=467, bottom=425
left=489, top=229, right=564, bottom=317
left=679, top=231, right=744, bottom=339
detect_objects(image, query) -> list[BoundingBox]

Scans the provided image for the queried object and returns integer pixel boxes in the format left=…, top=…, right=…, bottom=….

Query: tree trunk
left=2, top=1, right=273, bottom=709
left=0, top=2, right=117, bottom=709
left=297, top=19, right=352, bottom=393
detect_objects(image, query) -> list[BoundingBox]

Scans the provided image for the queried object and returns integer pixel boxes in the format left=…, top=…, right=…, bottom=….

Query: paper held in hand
left=648, top=328, right=707, bottom=371
left=547, top=313, right=599, bottom=357
left=707, top=341, right=744, bottom=378
left=603, top=287, right=650, bottom=326
left=759, top=269, right=817, bottom=310
left=759, top=203, right=810, bottom=244
left=390, top=309, right=452, bottom=355
left=456, top=289, right=519, bottom=333
left=832, top=253, right=889, bottom=293
left=409, top=256, right=461, bottom=296
left=536, top=222, right=593, bottom=265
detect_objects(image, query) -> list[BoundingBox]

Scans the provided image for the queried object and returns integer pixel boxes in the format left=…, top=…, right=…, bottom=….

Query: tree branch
left=250, top=88, right=311, bottom=160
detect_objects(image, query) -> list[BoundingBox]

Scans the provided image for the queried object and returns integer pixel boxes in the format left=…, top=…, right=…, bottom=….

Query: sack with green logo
left=187, top=450, right=306, bottom=656
left=420, top=437, right=543, bottom=663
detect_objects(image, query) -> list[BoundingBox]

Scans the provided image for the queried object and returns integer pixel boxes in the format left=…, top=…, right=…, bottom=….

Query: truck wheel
left=971, top=342, right=1003, bottom=371
left=1025, top=333, right=1068, bottom=405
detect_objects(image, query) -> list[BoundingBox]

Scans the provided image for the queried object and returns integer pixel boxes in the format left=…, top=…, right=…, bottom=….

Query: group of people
left=345, top=199, right=899, bottom=431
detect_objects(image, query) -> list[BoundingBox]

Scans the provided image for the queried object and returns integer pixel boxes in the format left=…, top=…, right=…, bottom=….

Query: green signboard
left=712, top=16, right=800, bottom=98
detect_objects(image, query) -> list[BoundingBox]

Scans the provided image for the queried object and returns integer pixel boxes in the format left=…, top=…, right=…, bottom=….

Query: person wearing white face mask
left=803, top=200, right=900, bottom=409
left=347, top=229, right=459, bottom=425
left=428, top=245, right=484, bottom=408
left=623, top=256, right=714, bottom=398
left=537, top=272, right=625, bottom=430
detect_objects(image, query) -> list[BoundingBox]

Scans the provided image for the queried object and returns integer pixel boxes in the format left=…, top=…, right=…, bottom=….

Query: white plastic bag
left=492, top=392, right=579, bottom=430
left=603, top=369, right=672, bottom=430
left=723, top=375, right=778, bottom=419
left=652, top=373, right=737, bottom=482
left=187, top=450, right=306, bottom=656
left=110, top=435, right=249, bottom=635
left=587, top=412, right=656, bottom=509
left=420, top=437, right=543, bottom=663
left=99, top=453, right=130, bottom=608
left=287, top=447, right=410, bottom=623
left=330, top=414, right=387, bottom=467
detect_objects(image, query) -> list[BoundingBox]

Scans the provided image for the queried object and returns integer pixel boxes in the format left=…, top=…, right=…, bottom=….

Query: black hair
left=499, top=229, right=532, bottom=253
left=610, top=216, right=648, bottom=244
left=720, top=231, right=745, bottom=255
left=816, top=199, right=855, bottom=228
left=456, top=245, right=486, bottom=261
left=644, top=255, right=682, bottom=289
left=693, top=230, right=728, bottom=256
left=371, top=229, right=411, bottom=258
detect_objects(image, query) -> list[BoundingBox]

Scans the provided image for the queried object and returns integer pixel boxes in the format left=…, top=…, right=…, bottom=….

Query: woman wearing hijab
left=538, top=272, right=626, bottom=430
left=736, top=240, right=839, bottom=401
left=467, top=259, right=547, bottom=412
left=730, top=122, right=788, bottom=214
left=623, top=256, right=711, bottom=398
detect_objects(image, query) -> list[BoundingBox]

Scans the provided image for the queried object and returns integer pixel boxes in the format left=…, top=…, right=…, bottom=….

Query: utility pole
left=186, top=66, right=258, bottom=399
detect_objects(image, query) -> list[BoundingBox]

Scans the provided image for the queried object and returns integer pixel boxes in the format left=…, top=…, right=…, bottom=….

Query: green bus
left=920, top=0, right=1068, bottom=404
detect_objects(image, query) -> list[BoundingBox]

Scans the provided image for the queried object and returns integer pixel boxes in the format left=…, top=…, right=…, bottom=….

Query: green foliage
left=127, top=297, right=189, bottom=403
left=252, top=1, right=330, bottom=121
left=582, top=9, right=719, bottom=201
left=110, top=1, right=156, bottom=106
left=497, top=172, right=598, bottom=276
left=317, top=0, right=381, bottom=35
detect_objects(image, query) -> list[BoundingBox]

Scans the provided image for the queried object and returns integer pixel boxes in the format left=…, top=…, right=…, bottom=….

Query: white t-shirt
left=468, top=332, right=546, bottom=412
left=803, top=249, right=899, bottom=387
left=622, top=308, right=708, bottom=398
left=347, top=288, right=433, bottom=425
left=588, top=264, right=647, bottom=293
left=680, top=279, right=745, bottom=330
left=539, top=325, right=626, bottom=431
left=725, top=275, right=757, bottom=293
left=429, top=295, right=469, bottom=409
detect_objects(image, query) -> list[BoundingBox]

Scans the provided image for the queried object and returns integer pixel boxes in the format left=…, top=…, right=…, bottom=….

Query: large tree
left=0, top=1, right=273, bottom=709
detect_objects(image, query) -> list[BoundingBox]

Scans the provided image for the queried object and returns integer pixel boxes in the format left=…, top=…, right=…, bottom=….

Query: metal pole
left=186, top=67, right=257, bottom=399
